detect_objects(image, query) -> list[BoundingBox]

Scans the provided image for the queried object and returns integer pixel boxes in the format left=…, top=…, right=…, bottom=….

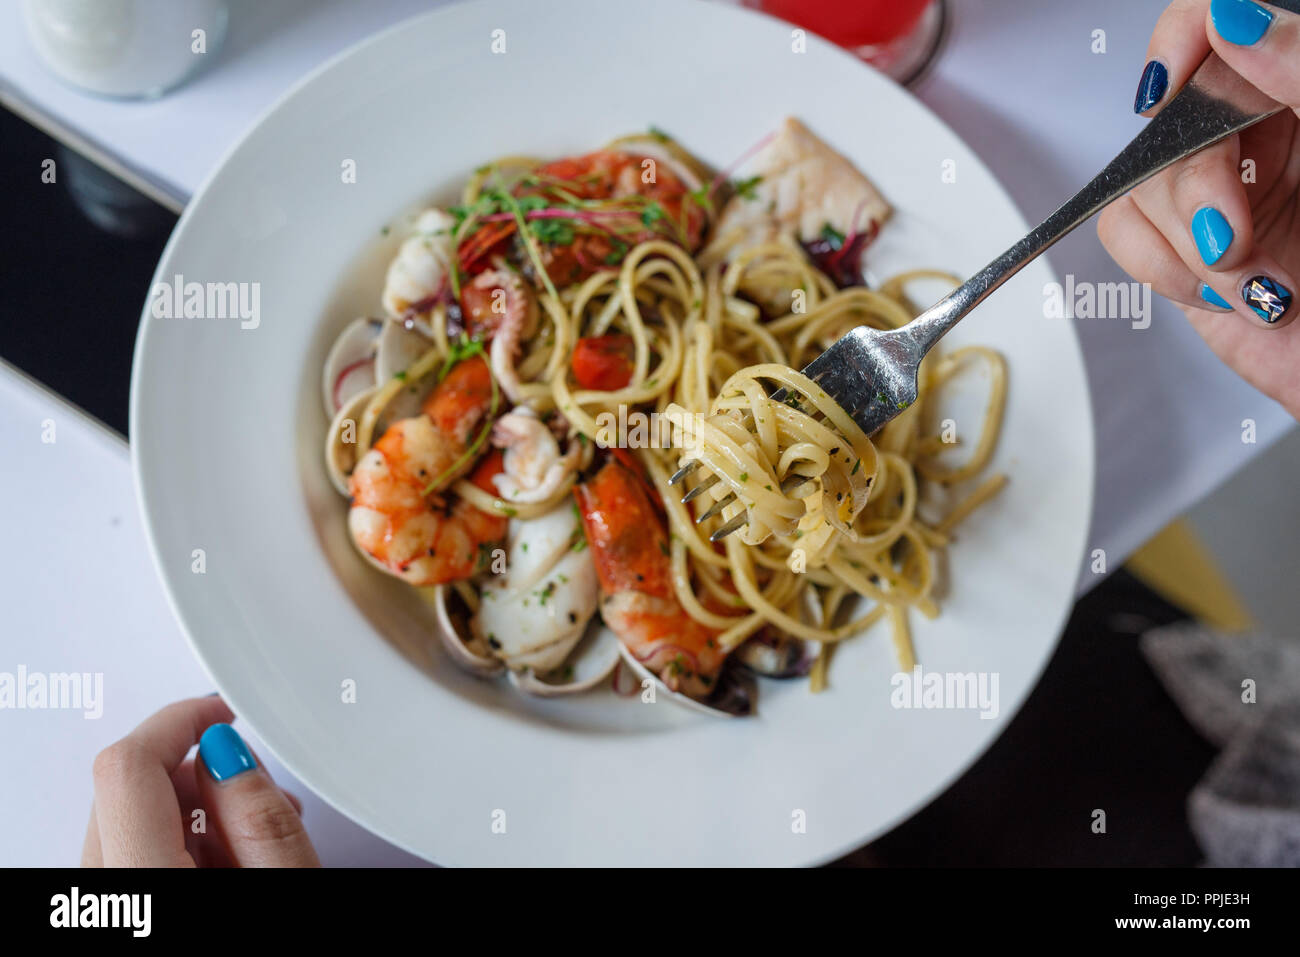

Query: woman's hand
left=1099, top=0, right=1300, bottom=417
left=83, top=696, right=320, bottom=867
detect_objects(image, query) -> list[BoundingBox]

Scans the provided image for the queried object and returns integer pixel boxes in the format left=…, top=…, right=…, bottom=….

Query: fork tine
left=780, top=473, right=812, bottom=494
left=669, top=461, right=699, bottom=486
left=696, top=493, right=735, bottom=523
left=709, top=514, right=747, bottom=542
left=695, top=472, right=817, bottom=528
left=680, top=473, right=720, bottom=503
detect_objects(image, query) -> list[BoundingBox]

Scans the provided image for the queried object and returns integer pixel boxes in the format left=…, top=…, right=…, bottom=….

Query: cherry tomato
left=572, top=334, right=635, bottom=391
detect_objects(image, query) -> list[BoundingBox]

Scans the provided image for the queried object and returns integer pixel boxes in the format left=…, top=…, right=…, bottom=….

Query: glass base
left=848, top=0, right=949, bottom=87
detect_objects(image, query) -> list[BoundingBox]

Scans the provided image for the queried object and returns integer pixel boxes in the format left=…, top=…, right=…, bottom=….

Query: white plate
left=132, top=0, right=1093, bottom=866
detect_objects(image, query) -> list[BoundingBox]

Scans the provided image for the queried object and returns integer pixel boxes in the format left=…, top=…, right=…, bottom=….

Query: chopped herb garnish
left=603, top=239, right=629, bottom=265
left=531, top=218, right=575, bottom=245
left=819, top=222, right=846, bottom=251
left=686, top=184, right=713, bottom=215
left=732, top=175, right=763, bottom=200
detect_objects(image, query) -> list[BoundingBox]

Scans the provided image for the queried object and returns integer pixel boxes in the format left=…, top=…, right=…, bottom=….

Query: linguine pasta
left=331, top=129, right=1008, bottom=698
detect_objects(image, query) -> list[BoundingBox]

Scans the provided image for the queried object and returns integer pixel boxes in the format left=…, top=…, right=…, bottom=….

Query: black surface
left=0, top=105, right=1212, bottom=866
left=0, top=106, right=176, bottom=437
left=847, top=570, right=1210, bottom=866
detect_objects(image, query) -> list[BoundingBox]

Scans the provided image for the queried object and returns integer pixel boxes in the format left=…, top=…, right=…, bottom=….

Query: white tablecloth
left=0, top=0, right=1293, bottom=866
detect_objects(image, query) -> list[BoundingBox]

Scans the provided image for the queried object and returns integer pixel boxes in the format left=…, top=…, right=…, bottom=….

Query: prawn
left=348, top=356, right=506, bottom=584
left=575, top=456, right=727, bottom=698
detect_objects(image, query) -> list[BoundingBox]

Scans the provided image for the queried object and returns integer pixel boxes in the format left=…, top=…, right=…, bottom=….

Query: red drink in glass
left=746, top=0, right=947, bottom=84
left=756, top=0, right=932, bottom=47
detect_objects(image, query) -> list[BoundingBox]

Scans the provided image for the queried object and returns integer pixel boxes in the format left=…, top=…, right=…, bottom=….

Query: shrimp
left=529, top=149, right=708, bottom=283
left=491, top=408, right=582, bottom=504
left=456, top=148, right=708, bottom=286
left=348, top=356, right=506, bottom=584
left=459, top=269, right=538, bottom=404
left=575, top=456, right=727, bottom=699
left=382, top=208, right=457, bottom=318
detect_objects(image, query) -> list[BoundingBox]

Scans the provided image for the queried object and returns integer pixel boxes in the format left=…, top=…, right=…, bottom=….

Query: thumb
left=1208, top=0, right=1300, bottom=108
left=196, top=723, right=320, bottom=867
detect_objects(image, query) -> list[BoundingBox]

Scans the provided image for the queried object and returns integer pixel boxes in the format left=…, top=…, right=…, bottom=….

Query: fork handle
left=900, top=7, right=1298, bottom=355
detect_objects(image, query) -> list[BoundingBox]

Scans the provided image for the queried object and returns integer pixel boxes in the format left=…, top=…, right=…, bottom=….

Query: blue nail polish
left=1211, top=0, right=1274, bottom=46
left=199, top=723, right=257, bottom=781
left=1242, top=275, right=1292, bottom=322
left=1192, top=207, right=1233, bottom=265
left=1134, top=61, right=1168, bottom=113
left=1198, top=283, right=1233, bottom=310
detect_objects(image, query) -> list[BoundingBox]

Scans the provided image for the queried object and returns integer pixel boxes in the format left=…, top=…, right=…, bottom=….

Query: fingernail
left=1192, top=207, right=1234, bottom=265
left=1133, top=60, right=1168, bottom=113
left=199, top=723, right=257, bottom=781
left=1211, top=0, right=1274, bottom=46
left=1242, top=275, right=1293, bottom=322
left=1198, top=283, right=1234, bottom=310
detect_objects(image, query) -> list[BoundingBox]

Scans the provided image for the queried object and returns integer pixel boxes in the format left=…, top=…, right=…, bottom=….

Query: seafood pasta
left=321, top=118, right=1007, bottom=713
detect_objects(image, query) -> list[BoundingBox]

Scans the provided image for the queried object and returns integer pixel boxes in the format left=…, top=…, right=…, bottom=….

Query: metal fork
left=675, top=27, right=1296, bottom=541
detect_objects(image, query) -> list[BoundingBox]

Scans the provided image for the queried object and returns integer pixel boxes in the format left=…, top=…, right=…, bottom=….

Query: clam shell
left=734, top=631, right=814, bottom=679
left=322, top=317, right=382, bottom=417
left=507, top=624, right=620, bottom=697
left=616, top=645, right=751, bottom=718
left=429, top=585, right=504, bottom=679
left=324, top=386, right=377, bottom=497
left=375, top=318, right=433, bottom=384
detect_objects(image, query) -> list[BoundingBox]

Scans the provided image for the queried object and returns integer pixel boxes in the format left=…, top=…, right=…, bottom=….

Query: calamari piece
left=491, top=408, right=582, bottom=505
left=382, top=208, right=457, bottom=318
left=472, top=504, right=598, bottom=673
left=460, top=269, right=538, bottom=404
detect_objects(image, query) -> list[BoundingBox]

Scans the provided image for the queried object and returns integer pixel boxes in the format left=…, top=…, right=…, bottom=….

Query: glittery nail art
left=1241, top=276, right=1292, bottom=323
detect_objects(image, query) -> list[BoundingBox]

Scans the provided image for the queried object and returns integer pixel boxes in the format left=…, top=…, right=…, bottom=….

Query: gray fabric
left=1140, top=623, right=1300, bottom=867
